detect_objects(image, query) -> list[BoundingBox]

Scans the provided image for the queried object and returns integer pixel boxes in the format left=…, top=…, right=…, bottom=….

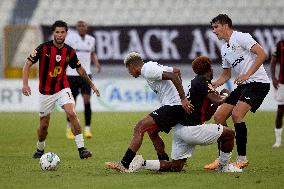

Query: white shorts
left=274, top=84, right=284, bottom=105
left=39, top=88, right=75, bottom=117
left=171, top=123, right=223, bottom=160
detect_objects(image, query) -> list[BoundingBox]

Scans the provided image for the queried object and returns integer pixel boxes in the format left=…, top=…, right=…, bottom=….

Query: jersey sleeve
left=142, top=62, right=168, bottom=80
left=27, top=44, right=42, bottom=64
left=68, top=49, right=81, bottom=69
left=237, top=32, right=257, bottom=51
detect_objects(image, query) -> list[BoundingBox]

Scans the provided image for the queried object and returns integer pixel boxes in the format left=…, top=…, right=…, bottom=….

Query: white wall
left=0, top=79, right=277, bottom=112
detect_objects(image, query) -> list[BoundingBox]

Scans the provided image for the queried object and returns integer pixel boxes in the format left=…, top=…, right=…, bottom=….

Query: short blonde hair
left=192, top=56, right=212, bottom=75
left=124, top=52, right=142, bottom=65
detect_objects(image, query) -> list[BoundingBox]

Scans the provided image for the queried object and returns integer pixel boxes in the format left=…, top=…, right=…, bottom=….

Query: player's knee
left=214, top=113, right=224, bottom=124
left=231, top=111, right=243, bottom=123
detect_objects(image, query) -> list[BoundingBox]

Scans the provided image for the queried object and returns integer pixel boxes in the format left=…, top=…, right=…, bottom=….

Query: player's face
left=211, top=22, right=226, bottom=40
left=53, top=27, right=67, bottom=45
left=76, top=22, right=88, bottom=36
left=127, top=64, right=140, bottom=78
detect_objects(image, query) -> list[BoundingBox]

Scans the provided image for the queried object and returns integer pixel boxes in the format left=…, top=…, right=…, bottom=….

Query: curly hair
left=124, top=52, right=143, bottom=66
left=192, top=56, right=213, bottom=75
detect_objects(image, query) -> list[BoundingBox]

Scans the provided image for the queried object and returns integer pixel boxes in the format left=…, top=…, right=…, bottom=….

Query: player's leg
left=204, top=104, right=233, bottom=170
left=60, top=88, right=92, bottom=159
left=231, top=100, right=251, bottom=168
left=273, top=105, right=284, bottom=147
left=66, top=76, right=79, bottom=139
left=81, top=76, right=92, bottom=139
left=147, top=126, right=169, bottom=161
left=33, top=93, right=56, bottom=159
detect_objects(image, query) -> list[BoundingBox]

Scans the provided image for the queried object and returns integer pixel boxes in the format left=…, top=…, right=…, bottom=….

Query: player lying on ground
left=107, top=56, right=242, bottom=173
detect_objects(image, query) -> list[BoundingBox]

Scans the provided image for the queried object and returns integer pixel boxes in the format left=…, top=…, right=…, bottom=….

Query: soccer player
left=130, top=56, right=242, bottom=173
left=65, top=20, right=102, bottom=139
left=271, top=40, right=284, bottom=148
left=106, top=52, right=193, bottom=172
left=22, top=20, right=100, bottom=159
left=204, top=14, right=270, bottom=170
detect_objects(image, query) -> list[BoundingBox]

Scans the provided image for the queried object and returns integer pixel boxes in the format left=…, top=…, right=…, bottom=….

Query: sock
left=236, top=155, right=247, bottom=162
left=84, top=103, right=91, bottom=126
left=75, top=134, right=84, bottom=149
left=219, top=151, right=231, bottom=166
left=37, top=141, right=45, bottom=151
left=85, top=126, right=90, bottom=132
left=234, top=122, right=247, bottom=156
left=157, top=153, right=169, bottom=161
left=121, top=148, right=136, bottom=169
left=275, top=128, right=283, bottom=144
left=142, top=160, right=160, bottom=171
left=67, top=121, right=71, bottom=129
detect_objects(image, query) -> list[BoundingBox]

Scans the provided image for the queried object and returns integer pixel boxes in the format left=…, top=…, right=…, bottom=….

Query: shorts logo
left=49, top=66, right=62, bottom=77
left=152, top=111, right=158, bottom=115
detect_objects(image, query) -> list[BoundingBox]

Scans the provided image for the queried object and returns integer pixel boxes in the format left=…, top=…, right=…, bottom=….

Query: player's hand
left=272, top=78, right=279, bottom=89
left=91, top=85, right=100, bottom=97
left=22, top=85, right=31, bottom=96
left=182, top=98, right=194, bottom=114
left=234, top=74, right=249, bottom=85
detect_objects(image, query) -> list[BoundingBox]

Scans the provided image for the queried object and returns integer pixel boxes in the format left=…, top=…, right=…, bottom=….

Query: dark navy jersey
left=183, top=75, right=216, bottom=126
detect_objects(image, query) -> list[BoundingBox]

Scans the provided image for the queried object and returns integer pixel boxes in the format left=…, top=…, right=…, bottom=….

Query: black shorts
left=225, top=82, right=270, bottom=113
left=67, top=75, right=92, bottom=97
left=149, top=105, right=186, bottom=134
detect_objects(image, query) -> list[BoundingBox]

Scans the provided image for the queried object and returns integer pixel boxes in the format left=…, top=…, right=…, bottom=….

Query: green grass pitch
left=0, top=111, right=283, bottom=189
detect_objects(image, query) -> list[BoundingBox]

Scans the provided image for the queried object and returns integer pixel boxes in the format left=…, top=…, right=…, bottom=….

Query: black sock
left=157, top=153, right=169, bottom=161
left=84, top=103, right=91, bottom=126
left=234, top=122, right=247, bottom=156
left=121, top=148, right=136, bottom=169
left=78, top=147, right=86, bottom=152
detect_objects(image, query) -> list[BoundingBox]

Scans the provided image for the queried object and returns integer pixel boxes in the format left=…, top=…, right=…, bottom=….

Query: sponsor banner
left=41, top=25, right=284, bottom=64
left=0, top=79, right=277, bottom=112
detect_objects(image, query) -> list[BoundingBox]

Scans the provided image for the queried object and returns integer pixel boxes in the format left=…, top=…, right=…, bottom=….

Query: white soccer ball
left=39, top=152, right=60, bottom=171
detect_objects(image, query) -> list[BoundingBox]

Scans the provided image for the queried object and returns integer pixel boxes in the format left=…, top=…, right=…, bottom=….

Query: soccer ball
left=39, top=152, right=60, bottom=171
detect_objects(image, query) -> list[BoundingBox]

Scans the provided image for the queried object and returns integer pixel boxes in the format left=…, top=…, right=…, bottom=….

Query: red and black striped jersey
left=185, top=75, right=216, bottom=125
left=274, top=40, right=284, bottom=83
left=28, top=40, right=81, bottom=95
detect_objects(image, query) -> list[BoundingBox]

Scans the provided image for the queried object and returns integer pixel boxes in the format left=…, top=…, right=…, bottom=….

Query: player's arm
left=270, top=52, right=279, bottom=89
left=234, top=43, right=267, bottom=85
left=212, top=68, right=231, bottom=88
left=91, top=51, right=101, bottom=73
left=22, top=60, right=33, bottom=96
left=162, top=71, right=193, bottom=114
left=76, top=66, right=100, bottom=96
left=205, top=88, right=230, bottom=121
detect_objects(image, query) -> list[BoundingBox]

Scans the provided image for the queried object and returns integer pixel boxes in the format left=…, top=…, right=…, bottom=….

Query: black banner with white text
left=41, top=25, right=284, bottom=64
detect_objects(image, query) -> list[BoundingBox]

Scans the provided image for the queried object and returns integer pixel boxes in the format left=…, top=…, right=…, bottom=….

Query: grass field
left=0, top=111, right=283, bottom=189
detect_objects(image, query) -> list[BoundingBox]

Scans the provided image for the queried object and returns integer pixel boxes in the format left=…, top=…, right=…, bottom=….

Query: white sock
left=219, top=151, right=231, bottom=166
left=67, top=121, right=71, bottom=129
left=237, top=155, right=247, bottom=162
left=142, top=160, right=160, bottom=171
left=75, top=134, right=84, bottom=148
left=85, top=126, right=90, bottom=132
left=275, top=128, right=283, bottom=144
left=37, top=141, right=45, bottom=151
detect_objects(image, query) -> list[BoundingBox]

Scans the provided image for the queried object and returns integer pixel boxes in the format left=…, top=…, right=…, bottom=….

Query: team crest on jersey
left=231, top=44, right=237, bottom=51
left=56, top=55, right=61, bottom=62
left=207, top=83, right=215, bottom=92
left=77, top=61, right=81, bottom=65
left=30, top=49, right=37, bottom=57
